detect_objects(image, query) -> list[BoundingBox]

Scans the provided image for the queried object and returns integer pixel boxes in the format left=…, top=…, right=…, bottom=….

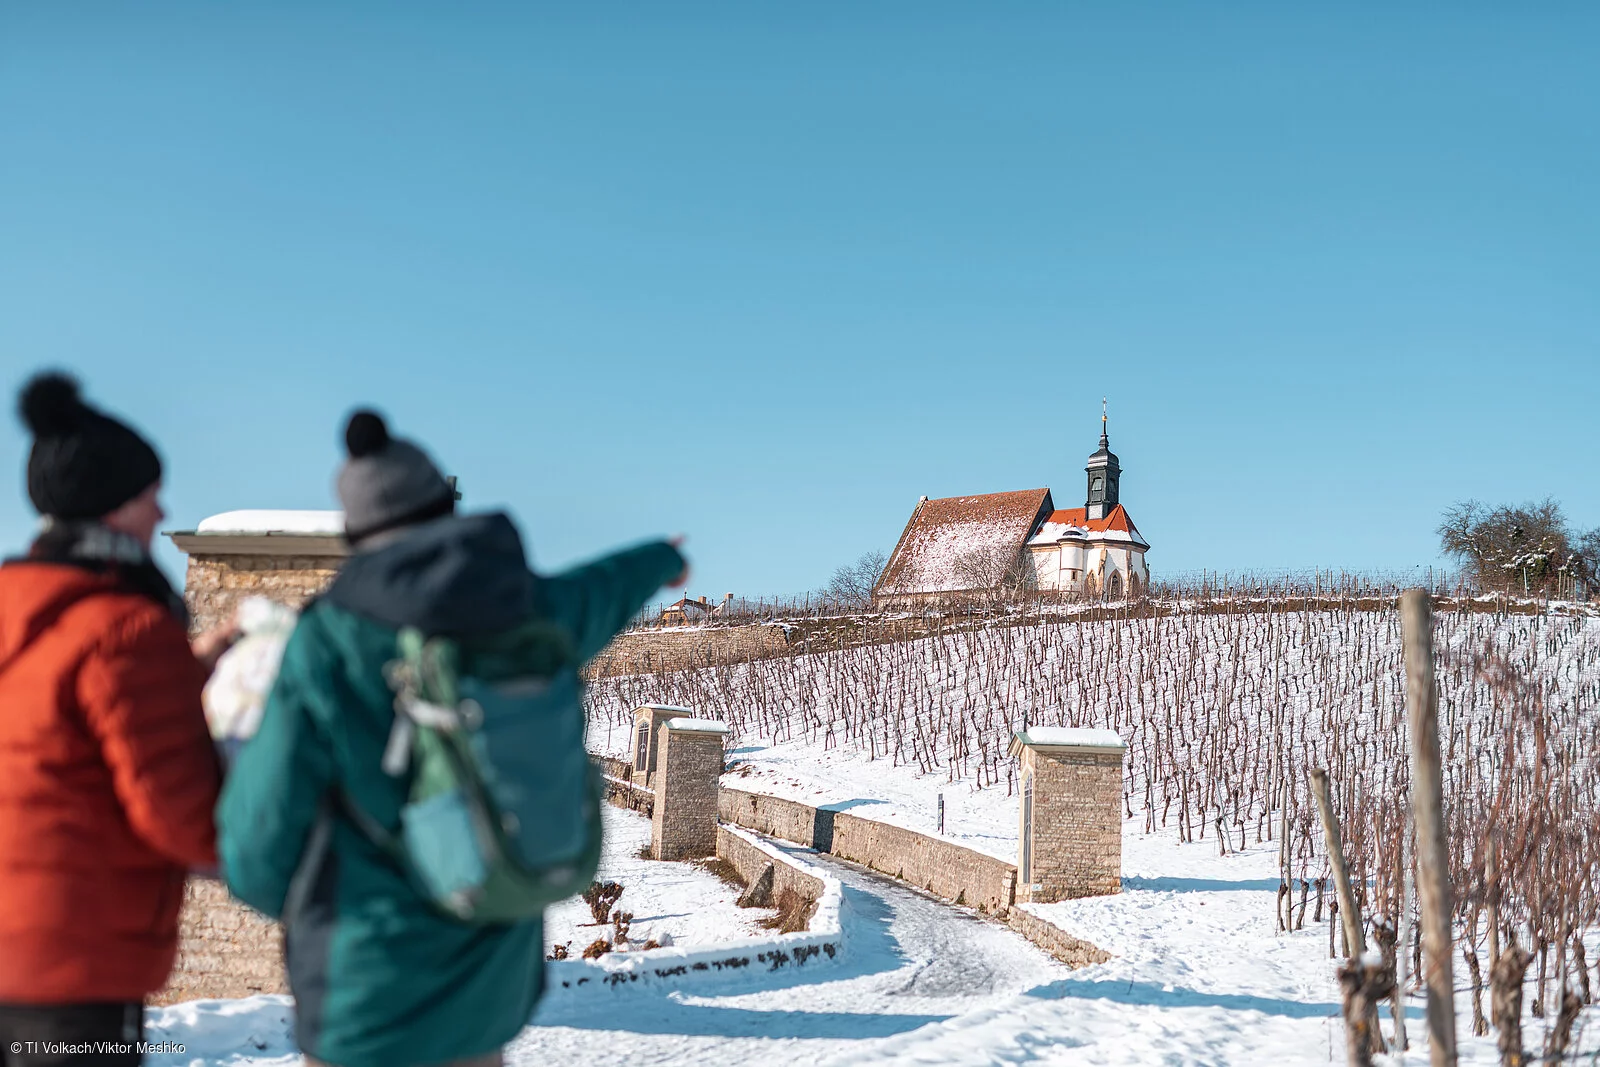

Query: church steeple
left=1085, top=398, right=1121, bottom=520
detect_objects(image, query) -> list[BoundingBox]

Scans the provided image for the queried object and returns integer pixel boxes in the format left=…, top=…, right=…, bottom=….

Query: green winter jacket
left=217, top=513, right=682, bottom=1067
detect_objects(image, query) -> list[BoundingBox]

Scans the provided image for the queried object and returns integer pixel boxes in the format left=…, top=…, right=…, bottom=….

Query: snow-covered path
left=508, top=846, right=1068, bottom=1065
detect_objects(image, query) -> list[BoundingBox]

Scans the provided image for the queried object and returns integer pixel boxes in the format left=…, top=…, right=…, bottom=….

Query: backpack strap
left=337, top=789, right=405, bottom=859
left=282, top=794, right=338, bottom=919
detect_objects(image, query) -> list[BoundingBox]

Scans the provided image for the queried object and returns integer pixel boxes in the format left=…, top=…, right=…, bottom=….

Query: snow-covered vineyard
left=141, top=601, right=1600, bottom=1066
left=583, top=601, right=1600, bottom=1062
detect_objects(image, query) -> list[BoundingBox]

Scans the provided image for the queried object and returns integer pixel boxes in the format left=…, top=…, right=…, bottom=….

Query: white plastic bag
left=203, top=596, right=299, bottom=760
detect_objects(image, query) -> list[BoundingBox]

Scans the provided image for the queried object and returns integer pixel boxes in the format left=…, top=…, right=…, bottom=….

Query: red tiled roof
left=1043, top=505, right=1134, bottom=533
left=1028, top=504, right=1148, bottom=548
left=875, top=488, right=1055, bottom=597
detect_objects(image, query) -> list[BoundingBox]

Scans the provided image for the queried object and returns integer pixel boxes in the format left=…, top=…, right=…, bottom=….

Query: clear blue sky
left=2, top=4, right=1596, bottom=597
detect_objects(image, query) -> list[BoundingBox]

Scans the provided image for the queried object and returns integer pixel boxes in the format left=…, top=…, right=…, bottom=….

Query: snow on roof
left=1025, top=505, right=1149, bottom=549
left=196, top=510, right=344, bottom=536
left=876, top=489, right=1054, bottom=597
left=663, top=718, right=730, bottom=735
left=1015, top=726, right=1126, bottom=750
left=638, top=704, right=693, bottom=714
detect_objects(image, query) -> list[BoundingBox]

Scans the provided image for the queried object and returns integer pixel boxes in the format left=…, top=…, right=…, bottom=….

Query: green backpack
left=349, top=620, right=603, bottom=923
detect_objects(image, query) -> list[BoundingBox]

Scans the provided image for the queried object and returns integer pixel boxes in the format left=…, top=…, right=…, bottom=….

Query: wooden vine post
left=1310, top=767, right=1365, bottom=959
left=1400, top=589, right=1458, bottom=1067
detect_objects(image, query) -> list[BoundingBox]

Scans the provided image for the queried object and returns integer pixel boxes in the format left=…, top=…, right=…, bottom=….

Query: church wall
left=1030, top=542, right=1148, bottom=596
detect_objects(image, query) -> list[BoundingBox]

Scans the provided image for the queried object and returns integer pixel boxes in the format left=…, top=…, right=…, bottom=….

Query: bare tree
left=1574, top=527, right=1600, bottom=592
left=825, top=550, right=888, bottom=607
left=951, top=544, right=1036, bottom=601
left=1438, top=499, right=1591, bottom=596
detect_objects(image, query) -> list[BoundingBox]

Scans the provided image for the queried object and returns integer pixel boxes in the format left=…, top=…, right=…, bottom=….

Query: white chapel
left=874, top=406, right=1151, bottom=603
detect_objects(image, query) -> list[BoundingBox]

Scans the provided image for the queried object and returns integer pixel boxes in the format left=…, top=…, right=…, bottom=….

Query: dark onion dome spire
left=1085, top=397, right=1121, bottom=520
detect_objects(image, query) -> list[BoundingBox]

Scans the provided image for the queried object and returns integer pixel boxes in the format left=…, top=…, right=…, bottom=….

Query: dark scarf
left=21, top=519, right=189, bottom=627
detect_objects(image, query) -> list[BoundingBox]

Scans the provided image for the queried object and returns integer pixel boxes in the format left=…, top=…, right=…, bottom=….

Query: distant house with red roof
left=874, top=408, right=1150, bottom=603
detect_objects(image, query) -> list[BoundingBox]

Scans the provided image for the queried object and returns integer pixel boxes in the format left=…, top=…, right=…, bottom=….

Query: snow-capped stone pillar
left=651, top=718, right=729, bottom=861
left=1008, top=727, right=1126, bottom=903
left=167, top=511, right=349, bottom=637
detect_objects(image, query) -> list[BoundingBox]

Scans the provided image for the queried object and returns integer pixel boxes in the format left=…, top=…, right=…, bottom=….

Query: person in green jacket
left=217, top=410, right=687, bottom=1067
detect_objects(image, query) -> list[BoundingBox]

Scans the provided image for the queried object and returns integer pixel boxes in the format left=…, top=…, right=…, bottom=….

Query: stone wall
left=830, top=812, right=1017, bottom=914
left=587, top=625, right=793, bottom=677
left=1023, top=748, right=1123, bottom=902
left=593, top=755, right=634, bottom=782
left=184, top=554, right=342, bottom=636
left=151, top=879, right=286, bottom=1005
left=715, top=826, right=826, bottom=913
left=1002, top=906, right=1112, bottom=968
left=719, top=787, right=1019, bottom=915
left=602, top=773, right=654, bottom=818
left=718, top=787, right=827, bottom=847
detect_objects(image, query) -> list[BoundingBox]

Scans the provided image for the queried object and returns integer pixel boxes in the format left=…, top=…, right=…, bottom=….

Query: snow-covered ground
left=842, top=818, right=1600, bottom=1066
left=517, top=844, right=1066, bottom=1064
left=145, top=832, right=1066, bottom=1067
left=151, top=817, right=1598, bottom=1065
left=592, top=702, right=1600, bottom=1064
left=543, top=804, right=768, bottom=957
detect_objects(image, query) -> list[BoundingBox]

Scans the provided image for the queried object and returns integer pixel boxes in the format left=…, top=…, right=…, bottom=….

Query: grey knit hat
left=337, top=410, right=455, bottom=546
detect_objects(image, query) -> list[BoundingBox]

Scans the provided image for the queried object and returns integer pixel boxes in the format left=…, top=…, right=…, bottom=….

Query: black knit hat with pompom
left=336, top=408, right=455, bottom=546
left=17, top=371, right=163, bottom=520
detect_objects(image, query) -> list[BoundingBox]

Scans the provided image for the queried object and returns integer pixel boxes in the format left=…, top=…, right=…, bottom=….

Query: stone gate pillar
left=1008, top=727, right=1126, bottom=903
left=167, top=511, right=348, bottom=637
left=650, top=718, right=729, bottom=861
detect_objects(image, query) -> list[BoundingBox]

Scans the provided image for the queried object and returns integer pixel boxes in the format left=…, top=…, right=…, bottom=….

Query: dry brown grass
left=757, top=886, right=815, bottom=934
left=695, top=856, right=747, bottom=890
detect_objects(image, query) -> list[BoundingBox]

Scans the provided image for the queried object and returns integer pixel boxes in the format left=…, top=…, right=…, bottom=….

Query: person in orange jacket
left=0, top=373, right=233, bottom=1066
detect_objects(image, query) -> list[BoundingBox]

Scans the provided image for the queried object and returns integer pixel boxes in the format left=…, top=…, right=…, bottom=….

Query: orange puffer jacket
left=0, top=561, right=221, bottom=1004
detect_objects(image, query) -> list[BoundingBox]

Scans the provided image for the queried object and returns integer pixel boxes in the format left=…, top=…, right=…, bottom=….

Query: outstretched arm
left=539, top=539, right=687, bottom=662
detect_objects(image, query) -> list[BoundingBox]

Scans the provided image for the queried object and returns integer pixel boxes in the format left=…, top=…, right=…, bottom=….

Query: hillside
left=587, top=596, right=1600, bottom=1061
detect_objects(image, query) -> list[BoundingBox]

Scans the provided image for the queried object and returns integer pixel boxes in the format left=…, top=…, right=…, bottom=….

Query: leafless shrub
left=1440, top=498, right=1595, bottom=597
left=582, top=881, right=624, bottom=925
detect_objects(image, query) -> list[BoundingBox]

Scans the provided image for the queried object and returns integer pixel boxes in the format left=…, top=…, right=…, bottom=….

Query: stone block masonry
left=715, top=825, right=826, bottom=916
left=182, top=553, right=343, bottom=637
left=1003, top=906, right=1113, bottom=968
left=719, top=787, right=1018, bottom=914
left=151, top=879, right=286, bottom=1004
left=1011, top=728, right=1125, bottom=903
left=587, top=624, right=793, bottom=677
left=651, top=720, right=728, bottom=861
